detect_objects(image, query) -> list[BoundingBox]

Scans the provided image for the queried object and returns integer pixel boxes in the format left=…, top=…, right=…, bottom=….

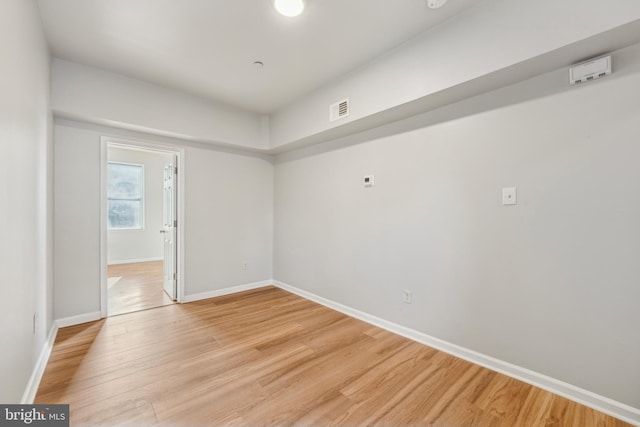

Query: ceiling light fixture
left=274, top=0, right=305, bottom=17
left=427, top=0, right=447, bottom=9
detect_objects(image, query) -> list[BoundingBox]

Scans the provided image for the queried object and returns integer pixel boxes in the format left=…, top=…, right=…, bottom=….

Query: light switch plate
left=364, top=175, right=374, bottom=187
left=502, top=187, right=517, bottom=205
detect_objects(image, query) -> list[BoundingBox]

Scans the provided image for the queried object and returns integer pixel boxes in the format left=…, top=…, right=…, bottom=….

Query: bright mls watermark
left=0, top=405, right=68, bottom=426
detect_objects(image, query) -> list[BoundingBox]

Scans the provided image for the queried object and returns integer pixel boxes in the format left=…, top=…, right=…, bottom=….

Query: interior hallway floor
left=107, top=261, right=174, bottom=316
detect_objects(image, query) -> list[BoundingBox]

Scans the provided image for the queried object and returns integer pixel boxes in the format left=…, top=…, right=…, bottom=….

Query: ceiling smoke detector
left=427, top=0, right=448, bottom=9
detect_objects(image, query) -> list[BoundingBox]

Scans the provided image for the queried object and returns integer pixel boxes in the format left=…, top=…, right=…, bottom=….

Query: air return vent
left=329, top=98, right=350, bottom=122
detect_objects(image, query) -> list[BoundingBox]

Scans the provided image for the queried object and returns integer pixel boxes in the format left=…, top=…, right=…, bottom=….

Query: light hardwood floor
left=36, top=286, right=629, bottom=426
left=107, top=261, right=174, bottom=316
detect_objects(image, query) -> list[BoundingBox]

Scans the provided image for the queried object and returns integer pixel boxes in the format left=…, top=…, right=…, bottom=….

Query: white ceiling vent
left=569, top=55, right=611, bottom=85
left=329, top=98, right=350, bottom=122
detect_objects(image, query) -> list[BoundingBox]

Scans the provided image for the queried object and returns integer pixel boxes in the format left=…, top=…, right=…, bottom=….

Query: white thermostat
left=502, top=187, right=517, bottom=205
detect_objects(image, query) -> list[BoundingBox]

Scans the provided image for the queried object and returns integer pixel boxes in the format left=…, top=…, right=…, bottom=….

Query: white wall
left=184, top=143, right=273, bottom=296
left=0, top=0, right=52, bottom=403
left=54, top=125, right=101, bottom=319
left=269, top=0, right=640, bottom=149
left=273, top=43, right=640, bottom=409
left=54, top=120, right=273, bottom=319
left=107, top=147, right=172, bottom=264
left=52, top=59, right=270, bottom=150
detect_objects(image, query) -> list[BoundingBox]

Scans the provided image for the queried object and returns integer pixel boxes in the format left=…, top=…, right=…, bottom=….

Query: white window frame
left=107, top=161, right=145, bottom=231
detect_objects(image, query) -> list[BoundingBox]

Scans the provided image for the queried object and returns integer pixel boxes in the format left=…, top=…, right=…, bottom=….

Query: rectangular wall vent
left=329, top=98, right=350, bottom=122
left=569, top=55, right=611, bottom=85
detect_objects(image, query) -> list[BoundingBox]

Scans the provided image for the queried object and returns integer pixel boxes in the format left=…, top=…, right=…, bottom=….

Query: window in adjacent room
left=107, top=162, right=144, bottom=230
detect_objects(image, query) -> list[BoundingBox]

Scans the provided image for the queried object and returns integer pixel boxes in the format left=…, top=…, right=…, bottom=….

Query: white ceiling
left=37, top=0, right=479, bottom=114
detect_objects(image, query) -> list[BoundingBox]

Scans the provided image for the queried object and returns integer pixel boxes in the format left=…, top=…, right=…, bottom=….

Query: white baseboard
left=21, top=324, right=58, bottom=404
left=107, top=257, right=163, bottom=266
left=273, top=280, right=640, bottom=426
left=183, top=280, right=273, bottom=303
left=55, top=311, right=102, bottom=328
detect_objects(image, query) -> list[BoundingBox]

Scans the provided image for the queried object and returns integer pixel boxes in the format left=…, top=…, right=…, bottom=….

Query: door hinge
left=174, top=219, right=177, bottom=227
left=173, top=273, right=176, bottom=280
left=174, top=166, right=178, bottom=175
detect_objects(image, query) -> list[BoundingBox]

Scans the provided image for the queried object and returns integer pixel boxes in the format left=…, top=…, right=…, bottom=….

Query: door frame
left=99, top=136, right=186, bottom=318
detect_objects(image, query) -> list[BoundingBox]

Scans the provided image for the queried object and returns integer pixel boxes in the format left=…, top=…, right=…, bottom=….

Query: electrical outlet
left=402, top=289, right=412, bottom=304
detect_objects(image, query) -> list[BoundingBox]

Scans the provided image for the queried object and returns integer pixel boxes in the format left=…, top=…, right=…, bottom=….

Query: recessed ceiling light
left=274, top=0, right=305, bottom=17
left=253, top=61, right=264, bottom=68
left=427, top=0, right=447, bottom=9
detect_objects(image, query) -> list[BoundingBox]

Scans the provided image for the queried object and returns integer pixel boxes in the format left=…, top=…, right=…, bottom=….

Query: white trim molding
left=273, top=280, right=640, bottom=426
left=183, top=281, right=273, bottom=303
left=55, top=311, right=102, bottom=329
left=107, top=257, right=163, bottom=266
left=21, top=324, right=58, bottom=404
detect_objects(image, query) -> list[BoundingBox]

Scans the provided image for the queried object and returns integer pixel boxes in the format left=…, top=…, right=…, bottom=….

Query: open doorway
left=100, top=138, right=183, bottom=317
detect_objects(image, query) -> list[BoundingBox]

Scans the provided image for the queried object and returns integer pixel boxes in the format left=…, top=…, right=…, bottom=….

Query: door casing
left=100, top=136, right=185, bottom=318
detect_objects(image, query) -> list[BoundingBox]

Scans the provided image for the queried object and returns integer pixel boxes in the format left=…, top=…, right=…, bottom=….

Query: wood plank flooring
left=107, top=261, right=174, bottom=316
left=36, top=286, right=629, bottom=426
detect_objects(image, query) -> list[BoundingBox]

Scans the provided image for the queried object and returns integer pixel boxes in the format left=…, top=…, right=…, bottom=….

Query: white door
left=162, top=157, right=177, bottom=300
